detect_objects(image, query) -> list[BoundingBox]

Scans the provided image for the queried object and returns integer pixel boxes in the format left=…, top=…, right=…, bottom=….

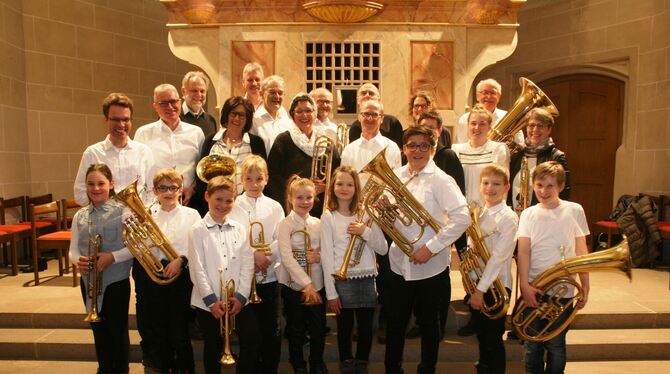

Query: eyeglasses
left=477, top=90, right=498, bottom=96
left=108, top=117, right=131, bottom=123
left=527, top=123, right=549, bottom=130
left=405, top=143, right=431, bottom=152
left=229, top=111, right=246, bottom=118
left=156, top=99, right=181, bottom=107
left=156, top=185, right=181, bottom=193
left=413, top=103, right=429, bottom=109
left=360, top=112, right=381, bottom=119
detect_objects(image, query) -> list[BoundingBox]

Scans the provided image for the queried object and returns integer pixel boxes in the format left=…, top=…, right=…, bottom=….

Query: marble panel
left=230, top=41, right=275, bottom=97
left=411, top=41, right=454, bottom=110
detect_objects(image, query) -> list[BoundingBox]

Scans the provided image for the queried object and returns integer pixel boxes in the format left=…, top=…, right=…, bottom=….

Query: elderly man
left=348, top=83, right=404, bottom=150
left=456, top=78, right=524, bottom=146
left=243, top=62, right=264, bottom=109
left=134, top=84, right=205, bottom=205
left=179, top=71, right=217, bottom=138
left=73, top=93, right=154, bottom=206
left=309, top=87, right=338, bottom=139
left=250, top=75, right=293, bottom=154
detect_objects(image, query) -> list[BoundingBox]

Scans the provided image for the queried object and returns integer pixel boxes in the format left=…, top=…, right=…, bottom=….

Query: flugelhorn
left=249, top=220, right=270, bottom=304
left=83, top=233, right=103, bottom=323
left=219, top=269, right=236, bottom=366
left=488, top=77, right=559, bottom=156
left=116, top=180, right=181, bottom=285
left=511, top=238, right=632, bottom=342
left=196, top=153, right=237, bottom=183
left=459, top=204, right=510, bottom=319
left=311, top=135, right=335, bottom=207
left=360, top=149, right=441, bottom=257
left=332, top=209, right=371, bottom=281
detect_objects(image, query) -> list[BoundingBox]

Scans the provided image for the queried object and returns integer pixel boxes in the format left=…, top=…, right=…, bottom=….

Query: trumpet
left=332, top=209, right=371, bottom=281
left=311, top=135, right=335, bottom=207
left=249, top=221, right=270, bottom=304
left=516, top=156, right=530, bottom=215
left=219, top=269, right=236, bottom=366
left=83, top=233, right=103, bottom=323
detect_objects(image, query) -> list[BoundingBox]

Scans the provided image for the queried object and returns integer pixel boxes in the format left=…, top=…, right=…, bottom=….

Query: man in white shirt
left=243, top=62, right=264, bottom=110
left=250, top=75, right=293, bottom=154
left=348, top=83, right=404, bottom=150
left=180, top=71, right=217, bottom=138
left=456, top=78, right=524, bottom=146
left=309, top=87, right=338, bottom=140
left=134, top=84, right=205, bottom=205
left=73, top=93, right=154, bottom=206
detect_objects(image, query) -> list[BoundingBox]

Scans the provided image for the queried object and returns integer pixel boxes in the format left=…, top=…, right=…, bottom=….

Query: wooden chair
left=0, top=196, right=30, bottom=275
left=61, top=198, right=82, bottom=286
left=30, top=201, right=71, bottom=286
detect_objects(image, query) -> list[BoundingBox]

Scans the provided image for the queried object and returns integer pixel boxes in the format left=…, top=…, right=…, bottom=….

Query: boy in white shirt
left=516, top=161, right=590, bottom=374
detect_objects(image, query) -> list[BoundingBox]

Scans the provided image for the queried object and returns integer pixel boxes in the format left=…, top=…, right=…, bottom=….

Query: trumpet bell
left=83, top=308, right=102, bottom=323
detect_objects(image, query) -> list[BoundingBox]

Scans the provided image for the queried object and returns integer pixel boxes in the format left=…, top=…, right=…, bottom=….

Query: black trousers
left=248, top=281, right=281, bottom=374
left=196, top=304, right=261, bottom=374
left=385, top=268, right=450, bottom=374
left=133, top=261, right=195, bottom=373
left=281, top=285, right=327, bottom=372
left=337, top=307, right=375, bottom=362
left=473, top=288, right=510, bottom=374
left=81, top=278, right=130, bottom=374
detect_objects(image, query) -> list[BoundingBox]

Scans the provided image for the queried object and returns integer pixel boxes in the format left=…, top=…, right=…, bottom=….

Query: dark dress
left=349, top=114, right=404, bottom=151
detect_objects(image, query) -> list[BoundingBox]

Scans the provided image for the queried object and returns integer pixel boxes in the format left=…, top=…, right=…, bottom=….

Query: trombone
left=219, top=269, right=236, bottom=366
left=83, top=234, right=103, bottom=323
left=249, top=220, right=271, bottom=304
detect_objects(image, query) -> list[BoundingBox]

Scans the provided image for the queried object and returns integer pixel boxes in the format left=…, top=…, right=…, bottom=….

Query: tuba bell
left=488, top=77, right=559, bottom=156
left=311, top=135, right=336, bottom=208
left=459, top=204, right=510, bottom=319
left=116, top=180, right=182, bottom=285
left=511, top=238, right=632, bottom=342
left=196, top=153, right=237, bottom=183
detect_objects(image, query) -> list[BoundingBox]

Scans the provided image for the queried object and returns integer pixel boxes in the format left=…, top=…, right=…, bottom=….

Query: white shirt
left=228, top=193, right=285, bottom=284
left=73, top=136, right=154, bottom=206
left=151, top=204, right=201, bottom=260
left=457, top=107, right=524, bottom=146
left=471, top=201, right=518, bottom=291
left=388, top=160, right=470, bottom=281
left=452, top=140, right=510, bottom=206
left=250, top=105, right=292, bottom=155
left=516, top=200, right=589, bottom=296
left=341, top=132, right=402, bottom=187
left=134, top=119, right=205, bottom=190
left=188, top=213, right=254, bottom=310
left=320, top=209, right=387, bottom=300
left=276, top=211, right=323, bottom=291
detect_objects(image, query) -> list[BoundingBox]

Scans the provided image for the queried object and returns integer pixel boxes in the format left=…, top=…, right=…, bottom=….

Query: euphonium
left=336, top=122, right=350, bottom=154
left=249, top=220, right=270, bottom=304
left=488, top=77, right=559, bottom=156
left=311, top=135, right=335, bottom=207
left=83, top=233, right=103, bottom=323
left=219, top=269, right=236, bottom=366
left=361, top=149, right=441, bottom=257
left=459, top=204, right=510, bottom=319
left=116, top=180, right=181, bottom=285
left=511, top=238, right=632, bottom=342
left=196, top=153, right=237, bottom=183
left=332, top=209, right=371, bottom=281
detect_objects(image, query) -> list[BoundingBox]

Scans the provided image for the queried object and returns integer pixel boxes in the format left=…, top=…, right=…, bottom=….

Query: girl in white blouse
left=320, top=166, right=387, bottom=373
left=276, top=175, right=327, bottom=374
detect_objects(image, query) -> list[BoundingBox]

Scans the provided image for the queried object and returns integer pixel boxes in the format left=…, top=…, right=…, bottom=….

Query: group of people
left=69, top=63, right=587, bottom=374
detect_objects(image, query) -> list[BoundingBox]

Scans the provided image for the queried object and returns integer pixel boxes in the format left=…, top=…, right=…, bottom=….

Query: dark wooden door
left=538, top=75, right=624, bottom=233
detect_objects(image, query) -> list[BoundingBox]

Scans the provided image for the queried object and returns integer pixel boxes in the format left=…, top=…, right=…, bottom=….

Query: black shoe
left=405, top=324, right=420, bottom=339
left=457, top=322, right=475, bottom=336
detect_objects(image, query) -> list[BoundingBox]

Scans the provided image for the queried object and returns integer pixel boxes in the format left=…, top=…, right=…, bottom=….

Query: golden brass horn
left=332, top=209, right=372, bottom=281
left=196, top=153, right=237, bottom=183
left=511, top=238, right=632, bottom=342
left=248, top=220, right=270, bottom=304
left=336, top=122, right=350, bottom=154
left=83, top=233, right=103, bottom=323
left=311, top=135, right=335, bottom=207
left=219, top=270, right=236, bottom=366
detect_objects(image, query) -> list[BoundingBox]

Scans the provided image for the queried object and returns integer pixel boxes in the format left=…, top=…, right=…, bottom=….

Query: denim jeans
left=523, top=296, right=574, bottom=374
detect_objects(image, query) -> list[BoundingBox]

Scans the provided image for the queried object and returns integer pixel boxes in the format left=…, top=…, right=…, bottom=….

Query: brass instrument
left=336, top=122, right=350, bottom=154
left=511, top=238, right=632, bottom=342
left=360, top=149, right=441, bottom=257
left=488, top=77, right=559, bottom=155
left=116, top=180, right=181, bottom=285
left=459, top=204, right=510, bottom=319
left=288, top=228, right=320, bottom=305
left=517, top=156, right=530, bottom=214
left=332, top=209, right=372, bottom=281
left=83, top=234, right=103, bottom=323
left=219, top=269, right=236, bottom=366
left=196, top=153, right=237, bottom=183
left=311, top=135, right=335, bottom=207
left=249, top=220, right=270, bottom=304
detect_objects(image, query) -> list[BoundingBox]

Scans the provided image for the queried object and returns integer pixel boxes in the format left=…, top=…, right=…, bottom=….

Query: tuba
left=248, top=221, right=270, bottom=304
left=511, top=238, right=632, bottom=342
left=311, top=135, right=336, bottom=207
left=196, top=153, right=237, bottom=183
left=83, top=233, right=103, bottom=323
left=332, top=209, right=372, bottom=281
left=488, top=77, right=559, bottom=156
left=219, top=269, right=236, bottom=366
left=459, top=204, right=510, bottom=319
left=336, top=122, right=350, bottom=154
left=116, top=180, right=182, bottom=285
left=361, top=149, right=441, bottom=257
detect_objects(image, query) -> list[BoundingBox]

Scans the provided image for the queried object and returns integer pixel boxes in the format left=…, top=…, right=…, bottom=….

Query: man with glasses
left=73, top=92, right=154, bottom=206
left=251, top=75, right=293, bottom=154
left=309, top=87, right=338, bottom=140
left=134, top=84, right=205, bottom=206
left=456, top=78, right=524, bottom=146
left=347, top=83, right=404, bottom=150
left=180, top=71, right=217, bottom=138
